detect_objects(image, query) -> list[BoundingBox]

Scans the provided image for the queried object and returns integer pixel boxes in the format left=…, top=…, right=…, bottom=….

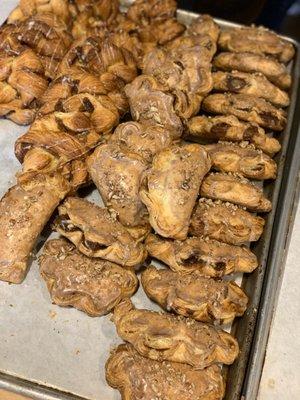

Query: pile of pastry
left=0, top=0, right=295, bottom=399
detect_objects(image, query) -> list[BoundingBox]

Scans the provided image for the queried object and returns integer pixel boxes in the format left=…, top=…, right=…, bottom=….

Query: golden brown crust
left=213, top=52, right=291, bottom=90
left=218, top=26, right=295, bottom=63
left=0, top=173, right=69, bottom=284
left=186, top=115, right=281, bottom=157
left=87, top=143, right=149, bottom=227
left=142, top=266, right=248, bottom=324
left=106, top=344, right=225, bottom=400
left=39, top=238, right=138, bottom=316
left=112, top=121, right=174, bottom=163
left=202, top=93, right=287, bottom=131
left=55, top=197, right=147, bottom=267
left=204, top=141, right=277, bottom=180
left=188, top=15, right=220, bottom=42
left=145, top=233, right=258, bottom=276
left=190, top=199, right=265, bottom=245
left=113, top=299, right=239, bottom=369
left=140, top=144, right=211, bottom=240
left=212, top=71, right=289, bottom=107
left=201, top=172, right=272, bottom=212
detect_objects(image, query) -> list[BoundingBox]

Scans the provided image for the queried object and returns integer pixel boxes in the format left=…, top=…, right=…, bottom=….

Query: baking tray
left=0, top=2, right=300, bottom=400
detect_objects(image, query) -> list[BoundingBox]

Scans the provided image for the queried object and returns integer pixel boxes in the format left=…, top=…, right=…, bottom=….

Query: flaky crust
left=113, top=299, right=239, bottom=369
left=106, top=344, right=225, bottom=400
left=145, top=234, right=258, bottom=276
left=202, top=93, right=287, bottom=131
left=204, top=142, right=277, bottom=180
left=201, top=172, right=272, bottom=212
left=39, top=238, right=138, bottom=316
left=212, top=71, right=289, bottom=107
left=112, top=121, right=174, bottom=163
left=190, top=199, right=265, bottom=245
left=142, top=266, right=248, bottom=324
left=218, top=26, right=295, bottom=63
left=55, top=197, right=147, bottom=267
left=213, top=52, right=291, bottom=90
left=87, top=143, right=148, bottom=227
left=140, top=144, right=211, bottom=240
left=186, top=115, right=281, bottom=157
left=0, top=173, right=69, bottom=284
left=188, top=15, right=220, bottom=42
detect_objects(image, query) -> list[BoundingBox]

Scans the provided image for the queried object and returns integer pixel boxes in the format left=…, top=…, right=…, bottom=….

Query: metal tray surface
left=0, top=2, right=299, bottom=400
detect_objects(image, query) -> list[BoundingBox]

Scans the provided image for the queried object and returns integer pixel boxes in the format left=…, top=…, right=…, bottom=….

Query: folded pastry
left=186, top=115, right=281, bottom=157
left=201, top=172, right=272, bottom=212
left=218, top=26, right=295, bottom=63
left=87, top=143, right=148, bottom=227
left=204, top=142, right=277, bottom=180
left=212, top=71, right=289, bottom=107
left=213, top=52, right=292, bottom=90
left=39, top=238, right=138, bottom=316
left=111, top=121, right=174, bottom=163
left=0, top=173, right=69, bottom=284
left=188, top=14, right=220, bottom=42
left=145, top=234, right=258, bottom=276
left=142, top=266, right=248, bottom=324
left=55, top=197, right=147, bottom=267
left=140, top=143, right=211, bottom=240
left=125, top=75, right=183, bottom=139
left=113, top=299, right=239, bottom=369
left=190, top=199, right=265, bottom=245
left=106, top=344, right=225, bottom=400
left=202, top=93, right=287, bottom=131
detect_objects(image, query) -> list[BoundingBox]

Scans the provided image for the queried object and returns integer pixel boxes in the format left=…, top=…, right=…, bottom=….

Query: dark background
left=178, top=0, right=300, bottom=40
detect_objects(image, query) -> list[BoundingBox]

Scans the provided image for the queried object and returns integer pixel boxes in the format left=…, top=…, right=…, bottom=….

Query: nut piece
left=190, top=199, right=265, bottom=246
left=39, top=238, right=138, bottom=317
left=146, top=234, right=258, bottom=276
left=201, top=172, right=272, bottom=212
left=204, top=141, right=277, bottom=180
left=55, top=197, right=147, bottom=267
left=203, top=93, right=287, bottom=131
left=140, top=143, right=211, bottom=240
left=142, top=266, right=248, bottom=324
left=113, top=299, right=239, bottom=369
left=106, top=344, right=225, bottom=400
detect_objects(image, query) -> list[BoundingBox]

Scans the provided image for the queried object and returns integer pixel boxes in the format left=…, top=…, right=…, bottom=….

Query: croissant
left=186, top=115, right=281, bottom=157
left=190, top=199, right=265, bottom=245
left=55, top=197, right=147, bottom=267
left=140, top=143, right=211, bottom=240
left=201, top=172, right=272, bottom=212
left=39, top=238, right=138, bottom=316
left=203, top=141, right=277, bottom=180
left=142, top=266, right=248, bottom=324
left=145, top=233, right=258, bottom=276
left=106, top=344, right=225, bottom=400
left=113, top=299, right=239, bottom=369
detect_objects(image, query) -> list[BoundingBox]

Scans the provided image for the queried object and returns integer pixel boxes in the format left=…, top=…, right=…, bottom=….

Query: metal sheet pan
left=0, top=2, right=299, bottom=399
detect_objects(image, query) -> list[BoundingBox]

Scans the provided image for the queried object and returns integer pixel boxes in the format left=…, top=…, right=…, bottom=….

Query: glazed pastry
left=39, top=238, right=138, bottom=316
left=202, top=93, right=287, bottom=131
left=213, top=52, right=292, bottom=90
left=145, top=234, right=258, bottom=276
left=190, top=199, right=265, bottom=246
left=201, top=172, right=272, bottom=212
left=111, top=121, right=174, bottom=163
left=0, top=173, right=69, bottom=284
left=186, top=115, right=281, bottom=157
left=55, top=197, right=147, bottom=267
left=218, top=26, right=295, bottom=63
left=188, top=14, right=220, bottom=42
left=113, top=299, right=239, bottom=369
left=106, top=344, right=225, bottom=400
left=87, top=143, right=148, bottom=227
left=212, top=71, right=289, bottom=107
left=140, top=143, right=211, bottom=240
left=142, top=266, right=248, bottom=324
left=204, top=142, right=277, bottom=180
